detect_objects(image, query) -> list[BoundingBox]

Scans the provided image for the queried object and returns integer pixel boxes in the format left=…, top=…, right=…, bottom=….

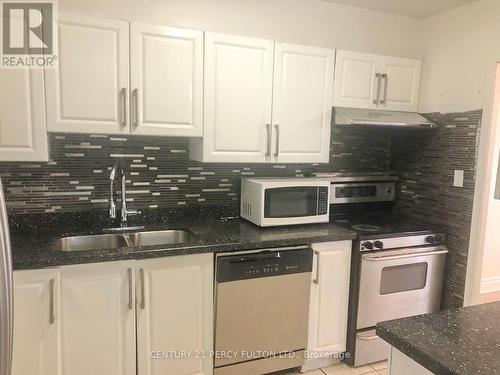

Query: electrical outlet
left=454, top=170, right=464, bottom=188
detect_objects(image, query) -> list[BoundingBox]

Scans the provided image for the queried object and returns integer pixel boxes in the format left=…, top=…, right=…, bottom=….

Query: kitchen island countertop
left=377, top=301, right=500, bottom=375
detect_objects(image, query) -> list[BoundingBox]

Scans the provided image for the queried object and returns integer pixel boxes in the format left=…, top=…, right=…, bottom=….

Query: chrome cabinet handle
left=49, top=278, right=55, bottom=324
left=313, top=250, right=320, bottom=284
left=127, top=268, right=133, bottom=310
left=139, top=268, right=145, bottom=309
left=373, top=73, right=382, bottom=104
left=363, top=249, right=448, bottom=262
left=379, top=74, right=388, bottom=104
left=120, top=87, right=127, bottom=127
left=132, top=89, right=139, bottom=127
left=273, top=124, right=280, bottom=158
left=265, top=124, right=272, bottom=157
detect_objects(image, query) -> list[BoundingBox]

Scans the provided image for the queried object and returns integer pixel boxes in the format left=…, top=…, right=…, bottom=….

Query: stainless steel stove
left=316, top=173, right=448, bottom=367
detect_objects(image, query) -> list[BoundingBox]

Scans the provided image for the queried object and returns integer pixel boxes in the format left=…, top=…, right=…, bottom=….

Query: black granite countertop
left=376, top=302, right=500, bottom=375
left=9, top=208, right=357, bottom=270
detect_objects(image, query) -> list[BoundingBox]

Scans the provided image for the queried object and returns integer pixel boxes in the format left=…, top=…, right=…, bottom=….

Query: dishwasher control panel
left=217, top=247, right=313, bottom=283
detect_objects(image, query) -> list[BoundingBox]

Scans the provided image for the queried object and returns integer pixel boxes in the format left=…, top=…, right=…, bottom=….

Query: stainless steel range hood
left=334, top=107, right=436, bottom=128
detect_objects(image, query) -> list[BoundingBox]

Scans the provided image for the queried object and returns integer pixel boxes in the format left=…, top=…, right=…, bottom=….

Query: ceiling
left=321, top=0, right=480, bottom=19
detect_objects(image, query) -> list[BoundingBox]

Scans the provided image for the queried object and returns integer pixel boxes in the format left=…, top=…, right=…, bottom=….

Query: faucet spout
left=109, top=165, right=123, bottom=219
left=121, top=172, right=128, bottom=223
left=109, top=165, right=141, bottom=224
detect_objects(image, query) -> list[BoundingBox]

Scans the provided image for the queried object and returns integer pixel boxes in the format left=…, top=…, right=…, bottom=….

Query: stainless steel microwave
left=240, top=178, right=330, bottom=227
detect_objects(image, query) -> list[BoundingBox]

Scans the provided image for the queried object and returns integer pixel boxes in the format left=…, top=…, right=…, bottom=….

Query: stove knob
left=363, top=241, right=373, bottom=250
left=435, top=234, right=445, bottom=243
left=425, top=236, right=435, bottom=244
left=374, top=241, right=384, bottom=249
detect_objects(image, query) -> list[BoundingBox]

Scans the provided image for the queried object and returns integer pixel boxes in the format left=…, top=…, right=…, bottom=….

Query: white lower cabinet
left=389, top=347, right=433, bottom=375
left=12, top=269, right=60, bottom=375
left=59, top=261, right=136, bottom=375
left=137, top=253, right=214, bottom=375
left=303, top=241, right=352, bottom=371
left=58, top=255, right=214, bottom=375
left=12, top=255, right=214, bottom=375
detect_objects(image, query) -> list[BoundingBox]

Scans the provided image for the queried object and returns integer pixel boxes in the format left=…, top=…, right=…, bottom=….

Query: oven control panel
left=360, top=233, right=446, bottom=251
left=330, top=182, right=396, bottom=204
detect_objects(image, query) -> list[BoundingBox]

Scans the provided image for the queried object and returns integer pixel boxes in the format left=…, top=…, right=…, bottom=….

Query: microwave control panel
left=318, top=186, right=329, bottom=214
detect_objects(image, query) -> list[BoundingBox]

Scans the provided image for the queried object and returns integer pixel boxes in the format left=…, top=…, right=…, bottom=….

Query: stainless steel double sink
left=54, top=230, right=195, bottom=252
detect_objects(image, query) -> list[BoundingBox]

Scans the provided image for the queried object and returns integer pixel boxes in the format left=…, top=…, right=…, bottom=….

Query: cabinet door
left=272, top=43, right=334, bottom=163
left=130, top=23, right=203, bottom=137
left=390, top=347, right=434, bottom=375
left=59, top=261, right=135, bottom=375
left=45, top=13, right=129, bottom=134
left=137, top=254, right=213, bottom=375
left=197, top=32, right=273, bottom=163
left=12, top=269, right=60, bottom=375
left=333, top=50, right=379, bottom=109
left=379, top=56, right=421, bottom=112
left=0, top=68, right=48, bottom=161
left=307, top=241, right=351, bottom=356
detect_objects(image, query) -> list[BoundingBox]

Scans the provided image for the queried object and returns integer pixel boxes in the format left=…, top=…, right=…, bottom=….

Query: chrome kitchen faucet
left=109, top=165, right=141, bottom=223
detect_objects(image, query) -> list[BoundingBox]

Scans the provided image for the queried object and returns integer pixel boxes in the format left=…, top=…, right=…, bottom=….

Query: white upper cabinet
left=333, top=50, right=379, bottom=109
left=190, top=34, right=334, bottom=164
left=46, top=14, right=204, bottom=137
left=59, top=261, right=136, bottom=375
left=137, top=254, right=213, bottom=375
left=45, top=13, right=130, bottom=134
left=130, top=23, right=203, bottom=137
left=0, top=68, right=48, bottom=161
left=379, top=56, right=421, bottom=112
left=272, top=43, right=334, bottom=163
left=191, top=32, right=274, bottom=163
left=12, top=269, right=60, bottom=375
left=333, top=50, right=421, bottom=112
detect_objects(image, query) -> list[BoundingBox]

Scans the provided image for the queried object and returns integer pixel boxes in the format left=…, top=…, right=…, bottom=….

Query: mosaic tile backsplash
left=0, top=110, right=483, bottom=309
left=0, top=126, right=392, bottom=214
left=391, top=109, right=482, bottom=309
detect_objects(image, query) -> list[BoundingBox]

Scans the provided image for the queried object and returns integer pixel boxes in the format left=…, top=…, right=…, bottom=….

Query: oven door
left=262, top=186, right=329, bottom=226
left=357, top=246, right=448, bottom=329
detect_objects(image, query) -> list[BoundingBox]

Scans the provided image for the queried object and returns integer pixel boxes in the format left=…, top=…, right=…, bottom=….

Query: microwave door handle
left=363, top=249, right=448, bottom=262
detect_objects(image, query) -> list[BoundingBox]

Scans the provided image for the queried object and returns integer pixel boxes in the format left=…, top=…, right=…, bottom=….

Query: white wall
left=419, top=0, right=500, bottom=113
left=58, top=0, right=422, bottom=58
left=418, top=0, right=500, bottom=299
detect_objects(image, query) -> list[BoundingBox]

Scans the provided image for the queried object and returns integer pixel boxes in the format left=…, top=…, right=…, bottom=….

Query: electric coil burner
left=351, top=224, right=382, bottom=233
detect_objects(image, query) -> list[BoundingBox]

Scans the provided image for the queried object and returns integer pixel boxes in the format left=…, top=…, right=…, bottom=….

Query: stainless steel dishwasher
left=214, top=246, right=313, bottom=375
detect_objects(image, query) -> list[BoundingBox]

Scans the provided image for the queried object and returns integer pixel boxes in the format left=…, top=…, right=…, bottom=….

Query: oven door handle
left=363, top=249, right=448, bottom=262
